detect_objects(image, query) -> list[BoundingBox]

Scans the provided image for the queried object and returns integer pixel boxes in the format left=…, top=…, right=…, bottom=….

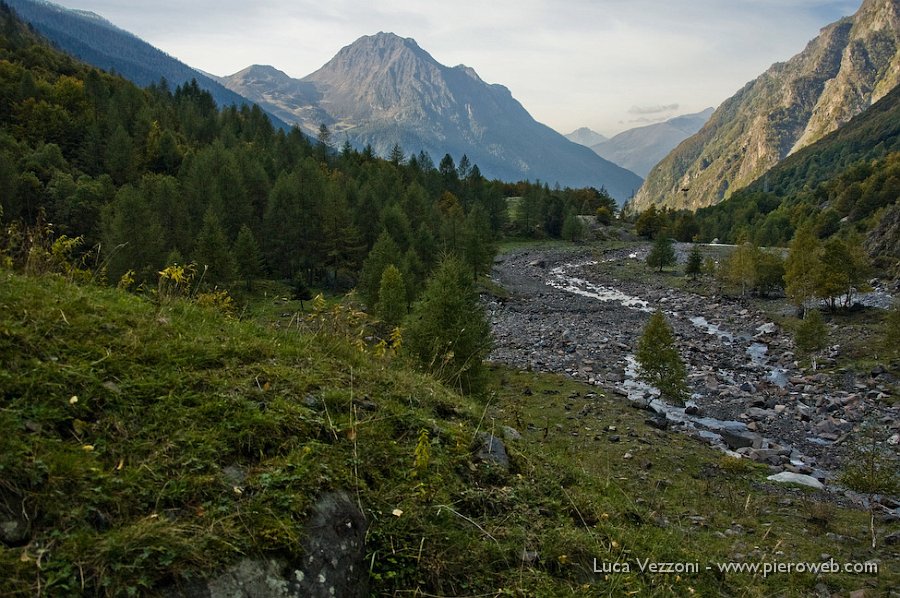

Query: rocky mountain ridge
left=218, top=33, right=643, bottom=202
left=632, top=0, right=900, bottom=212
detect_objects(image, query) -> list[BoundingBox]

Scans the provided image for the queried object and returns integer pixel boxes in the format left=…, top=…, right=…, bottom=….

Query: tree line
left=0, top=3, right=506, bottom=303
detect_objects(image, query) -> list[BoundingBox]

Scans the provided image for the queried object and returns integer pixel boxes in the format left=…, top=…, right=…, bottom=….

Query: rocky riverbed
left=486, top=246, right=899, bottom=484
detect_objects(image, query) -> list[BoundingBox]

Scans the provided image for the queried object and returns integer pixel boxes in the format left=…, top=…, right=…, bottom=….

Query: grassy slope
left=0, top=269, right=897, bottom=596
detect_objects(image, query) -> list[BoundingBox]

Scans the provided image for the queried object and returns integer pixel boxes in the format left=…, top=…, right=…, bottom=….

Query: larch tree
left=784, top=225, right=823, bottom=316
left=636, top=310, right=689, bottom=406
left=233, top=224, right=262, bottom=290
left=646, top=234, right=676, bottom=272
left=375, top=265, right=406, bottom=328
left=404, top=254, right=491, bottom=394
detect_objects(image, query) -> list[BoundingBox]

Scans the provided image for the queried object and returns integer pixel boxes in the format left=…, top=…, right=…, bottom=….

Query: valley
left=1, top=0, right=899, bottom=595
left=488, top=244, right=899, bottom=479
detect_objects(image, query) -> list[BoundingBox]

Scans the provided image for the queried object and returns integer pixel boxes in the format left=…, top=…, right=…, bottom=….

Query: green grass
left=0, top=269, right=896, bottom=596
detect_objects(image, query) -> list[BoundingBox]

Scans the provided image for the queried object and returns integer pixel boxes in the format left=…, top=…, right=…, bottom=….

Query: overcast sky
left=52, top=0, right=861, bottom=137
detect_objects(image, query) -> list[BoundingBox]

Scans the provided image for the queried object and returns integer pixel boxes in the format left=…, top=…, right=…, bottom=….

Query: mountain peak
left=342, top=32, right=426, bottom=56
left=230, top=64, right=292, bottom=81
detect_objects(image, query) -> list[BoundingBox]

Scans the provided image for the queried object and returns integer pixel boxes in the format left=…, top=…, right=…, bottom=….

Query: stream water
left=546, top=260, right=821, bottom=471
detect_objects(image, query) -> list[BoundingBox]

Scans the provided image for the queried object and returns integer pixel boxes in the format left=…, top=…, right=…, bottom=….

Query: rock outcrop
left=169, top=491, right=367, bottom=598
left=632, top=0, right=900, bottom=212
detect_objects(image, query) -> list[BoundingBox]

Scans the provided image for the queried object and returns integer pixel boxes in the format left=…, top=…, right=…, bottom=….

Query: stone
left=744, top=407, right=773, bottom=420
left=501, top=426, right=522, bottom=441
left=521, top=550, right=540, bottom=565
left=756, top=323, right=777, bottom=335
left=645, top=415, right=668, bottom=430
left=222, top=465, right=247, bottom=486
left=766, top=472, right=824, bottom=490
left=0, top=517, right=29, bottom=547
left=884, top=530, right=900, bottom=546
left=475, top=433, right=510, bottom=471
left=0, top=492, right=29, bottom=547
left=169, top=491, right=368, bottom=597
left=749, top=449, right=783, bottom=464
left=720, top=428, right=761, bottom=451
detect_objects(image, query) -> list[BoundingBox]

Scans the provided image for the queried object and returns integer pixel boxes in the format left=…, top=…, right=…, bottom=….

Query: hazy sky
left=52, top=0, right=861, bottom=137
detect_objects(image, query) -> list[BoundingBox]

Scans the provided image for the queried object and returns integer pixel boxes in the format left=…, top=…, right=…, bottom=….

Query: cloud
left=628, top=104, right=680, bottom=115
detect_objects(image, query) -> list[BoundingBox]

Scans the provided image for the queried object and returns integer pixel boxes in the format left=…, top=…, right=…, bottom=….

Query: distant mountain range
left=564, top=127, right=607, bottom=147
left=5, top=0, right=285, bottom=129
left=216, top=34, right=642, bottom=201
left=633, top=0, right=900, bottom=212
left=585, top=109, right=713, bottom=178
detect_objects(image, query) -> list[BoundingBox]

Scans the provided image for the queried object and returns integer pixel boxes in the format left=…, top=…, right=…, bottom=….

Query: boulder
left=475, top=433, right=510, bottom=471
left=170, top=492, right=367, bottom=598
left=644, top=415, right=668, bottom=430
left=500, top=425, right=522, bottom=441
left=720, top=428, right=762, bottom=451
left=766, top=472, right=824, bottom=490
left=0, top=492, right=29, bottom=547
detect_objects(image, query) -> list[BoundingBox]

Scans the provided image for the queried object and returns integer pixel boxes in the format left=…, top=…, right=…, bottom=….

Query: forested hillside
left=0, top=0, right=505, bottom=300
left=688, top=84, right=900, bottom=273
left=4, top=0, right=289, bottom=128
left=0, top=1, right=615, bottom=305
left=628, top=83, right=900, bottom=276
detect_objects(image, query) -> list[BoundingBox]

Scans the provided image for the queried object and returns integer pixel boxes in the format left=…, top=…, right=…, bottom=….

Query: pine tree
left=233, top=225, right=262, bottom=289
left=685, top=243, right=703, bottom=279
left=462, top=203, right=494, bottom=279
left=636, top=310, right=689, bottom=406
left=646, top=234, right=675, bottom=272
left=193, top=208, right=236, bottom=285
left=358, top=231, right=401, bottom=308
left=404, top=254, right=491, bottom=394
left=375, top=265, right=406, bottom=327
left=561, top=210, right=585, bottom=242
left=635, top=205, right=663, bottom=239
left=722, top=239, right=759, bottom=298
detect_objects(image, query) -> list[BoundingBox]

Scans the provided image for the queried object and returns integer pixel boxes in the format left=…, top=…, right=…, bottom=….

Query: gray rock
left=475, top=433, right=510, bottom=471
left=170, top=491, right=367, bottom=598
left=0, top=517, right=29, bottom=547
left=645, top=415, right=668, bottom=430
left=720, top=428, right=761, bottom=451
left=744, top=407, right=773, bottom=420
left=0, top=492, right=29, bottom=547
left=501, top=425, right=522, bottom=441
left=766, top=472, right=824, bottom=490
left=222, top=465, right=247, bottom=487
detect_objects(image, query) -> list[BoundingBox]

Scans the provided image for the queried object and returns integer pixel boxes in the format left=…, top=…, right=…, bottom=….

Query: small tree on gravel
left=636, top=310, right=689, bottom=406
left=794, top=308, right=827, bottom=370
left=646, top=234, right=676, bottom=272
left=685, top=244, right=703, bottom=279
